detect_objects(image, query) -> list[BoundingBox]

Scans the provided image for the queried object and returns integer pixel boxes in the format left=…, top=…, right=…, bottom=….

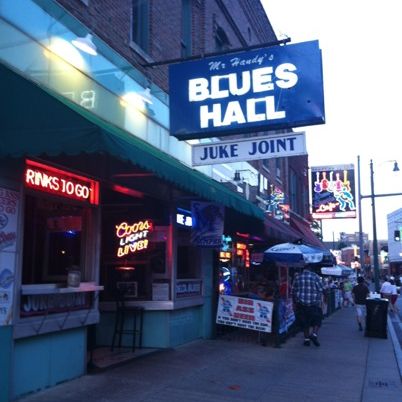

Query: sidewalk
left=16, top=307, right=402, bottom=402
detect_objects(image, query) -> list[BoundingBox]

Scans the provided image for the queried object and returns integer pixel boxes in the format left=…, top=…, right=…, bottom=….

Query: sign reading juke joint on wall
left=192, top=132, right=306, bottom=166
left=169, top=40, right=325, bottom=140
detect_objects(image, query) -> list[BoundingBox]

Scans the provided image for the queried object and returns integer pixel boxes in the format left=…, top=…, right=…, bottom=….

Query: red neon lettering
left=26, top=170, right=60, bottom=191
left=25, top=169, right=35, bottom=185
left=24, top=160, right=99, bottom=205
left=27, top=170, right=91, bottom=199
left=77, top=185, right=89, bottom=199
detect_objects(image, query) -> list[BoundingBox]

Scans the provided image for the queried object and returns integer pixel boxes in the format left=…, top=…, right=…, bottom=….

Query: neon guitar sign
left=311, top=164, right=356, bottom=219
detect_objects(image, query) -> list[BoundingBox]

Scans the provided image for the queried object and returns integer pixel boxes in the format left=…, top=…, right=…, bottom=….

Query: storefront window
left=100, top=191, right=170, bottom=302
left=22, top=195, right=87, bottom=284
left=177, top=245, right=198, bottom=279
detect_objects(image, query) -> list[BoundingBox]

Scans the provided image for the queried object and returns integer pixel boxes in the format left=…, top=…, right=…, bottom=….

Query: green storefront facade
left=0, top=3, right=265, bottom=399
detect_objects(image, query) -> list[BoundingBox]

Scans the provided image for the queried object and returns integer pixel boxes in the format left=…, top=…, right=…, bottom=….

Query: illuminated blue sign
left=169, top=40, right=325, bottom=140
left=176, top=208, right=192, bottom=227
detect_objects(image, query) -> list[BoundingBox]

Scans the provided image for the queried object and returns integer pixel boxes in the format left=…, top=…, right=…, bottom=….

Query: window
left=302, top=186, right=309, bottom=217
left=98, top=188, right=170, bottom=302
left=22, top=195, right=88, bottom=284
left=181, top=0, right=192, bottom=58
left=132, top=0, right=149, bottom=52
left=259, top=175, right=268, bottom=195
left=275, top=158, right=281, bottom=179
left=177, top=246, right=199, bottom=279
left=215, top=25, right=230, bottom=52
left=176, top=227, right=200, bottom=279
left=289, top=168, right=298, bottom=213
left=262, top=159, right=270, bottom=172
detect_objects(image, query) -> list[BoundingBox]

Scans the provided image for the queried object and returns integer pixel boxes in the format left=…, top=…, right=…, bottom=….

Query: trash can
left=365, top=298, right=388, bottom=338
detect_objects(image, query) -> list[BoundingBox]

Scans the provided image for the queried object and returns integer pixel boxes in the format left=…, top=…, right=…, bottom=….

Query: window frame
left=131, top=0, right=150, bottom=55
left=181, top=0, right=192, bottom=58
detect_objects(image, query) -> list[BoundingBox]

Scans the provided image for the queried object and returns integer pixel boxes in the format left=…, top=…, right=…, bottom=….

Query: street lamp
left=358, top=156, right=401, bottom=292
left=233, top=169, right=256, bottom=183
left=369, top=159, right=380, bottom=292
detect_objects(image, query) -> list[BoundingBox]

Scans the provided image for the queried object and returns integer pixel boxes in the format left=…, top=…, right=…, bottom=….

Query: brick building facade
left=54, top=0, right=310, bottom=221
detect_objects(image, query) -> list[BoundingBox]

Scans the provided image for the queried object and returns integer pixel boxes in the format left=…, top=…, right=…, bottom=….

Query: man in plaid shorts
left=291, top=265, right=324, bottom=347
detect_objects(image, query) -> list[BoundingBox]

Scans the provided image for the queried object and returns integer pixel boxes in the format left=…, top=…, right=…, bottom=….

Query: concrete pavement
left=16, top=306, right=402, bottom=402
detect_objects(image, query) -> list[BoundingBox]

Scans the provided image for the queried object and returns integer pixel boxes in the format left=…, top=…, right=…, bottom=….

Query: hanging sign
left=191, top=202, right=224, bottom=247
left=192, top=132, right=306, bottom=166
left=311, top=164, right=356, bottom=219
left=216, top=295, right=273, bottom=333
left=169, top=40, right=325, bottom=140
left=24, top=159, right=99, bottom=205
left=176, top=208, right=192, bottom=227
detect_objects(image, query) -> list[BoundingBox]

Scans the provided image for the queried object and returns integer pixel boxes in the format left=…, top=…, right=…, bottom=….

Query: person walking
left=343, top=278, right=354, bottom=307
left=389, top=278, right=399, bottom=314
left=351, top=276, right=370, bottom=331
left=380, top=277, right=393, bottom=305
left=291, top=265, right=324, bottom=347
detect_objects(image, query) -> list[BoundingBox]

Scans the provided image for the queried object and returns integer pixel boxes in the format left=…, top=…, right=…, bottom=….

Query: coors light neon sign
left=116, top=219, right=153, bottom=257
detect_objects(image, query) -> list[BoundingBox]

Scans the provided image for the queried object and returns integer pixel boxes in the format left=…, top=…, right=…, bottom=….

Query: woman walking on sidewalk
left=352, top=276, right=369, bottom=331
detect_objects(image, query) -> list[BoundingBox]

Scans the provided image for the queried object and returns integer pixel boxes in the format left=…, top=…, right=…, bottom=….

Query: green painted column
left=0, top=326, right=12, bottom=402
left=201, top=250, right=215, bottom=339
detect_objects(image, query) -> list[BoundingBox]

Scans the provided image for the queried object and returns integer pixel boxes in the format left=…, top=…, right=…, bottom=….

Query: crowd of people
left=291, top=267, right=400, bottom=347
left=248, top=266, right=400, bottom=348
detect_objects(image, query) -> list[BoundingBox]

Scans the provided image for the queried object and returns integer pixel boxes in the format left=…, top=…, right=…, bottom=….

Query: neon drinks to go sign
left=24, top=159, right=99, bottom=205
left=116, top=219, right=153, bottom=258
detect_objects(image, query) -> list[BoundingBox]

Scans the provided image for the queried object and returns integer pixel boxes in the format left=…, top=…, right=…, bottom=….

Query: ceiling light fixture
left=71, top=33, right=97, bottom=56
left=233, top=171, right=242, bottom=182
left=138, top=87, right=153, bottom=104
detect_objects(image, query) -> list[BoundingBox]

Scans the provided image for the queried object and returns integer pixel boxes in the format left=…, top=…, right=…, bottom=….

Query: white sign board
left=192, top=132, right=306, bottom=166
left=0, top=188, right=20, bottom=326
left=152, top=282, right=170, bottom=301
left=216, top=295, right=273, bottom=333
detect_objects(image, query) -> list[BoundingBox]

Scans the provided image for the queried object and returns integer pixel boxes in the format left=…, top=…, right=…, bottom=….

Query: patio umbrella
left=264, top=242, right=334, bottom=266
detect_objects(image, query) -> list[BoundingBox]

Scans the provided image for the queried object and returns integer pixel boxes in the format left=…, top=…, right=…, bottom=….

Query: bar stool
left=111, top=291, right=144, bottom=352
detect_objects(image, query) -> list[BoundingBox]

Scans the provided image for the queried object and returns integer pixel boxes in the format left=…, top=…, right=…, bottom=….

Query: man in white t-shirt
left=380, top=278, right=393, bottom=308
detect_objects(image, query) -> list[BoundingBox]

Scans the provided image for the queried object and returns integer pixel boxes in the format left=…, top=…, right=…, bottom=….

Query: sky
left=261, top=0, right=402, bottom=243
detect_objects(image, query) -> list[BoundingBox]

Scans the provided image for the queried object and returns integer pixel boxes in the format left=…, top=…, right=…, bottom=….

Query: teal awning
left=0, top=63, right=263, bottom=220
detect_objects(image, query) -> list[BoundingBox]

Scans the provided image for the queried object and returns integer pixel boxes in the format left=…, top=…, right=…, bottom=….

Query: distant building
left=387, top=209, right=402, bottom=276
left=339, top=231, right=369, bottom=246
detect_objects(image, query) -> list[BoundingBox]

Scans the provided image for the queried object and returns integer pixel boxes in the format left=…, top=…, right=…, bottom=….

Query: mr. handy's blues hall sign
left=169, top=40, right=325, bottom=140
